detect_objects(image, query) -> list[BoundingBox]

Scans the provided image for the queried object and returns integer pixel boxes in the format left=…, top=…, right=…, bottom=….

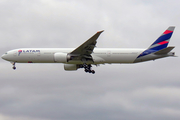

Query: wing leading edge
left=70, top=30, right=104, bottom=62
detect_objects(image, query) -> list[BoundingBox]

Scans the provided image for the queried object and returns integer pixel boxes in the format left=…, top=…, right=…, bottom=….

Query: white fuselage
left=2, top=48, right=172, bottom=65
left=2, top=48, right=146, bottom=64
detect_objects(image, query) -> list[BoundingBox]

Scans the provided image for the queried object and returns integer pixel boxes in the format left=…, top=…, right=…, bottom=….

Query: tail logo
left=137, top=26, right=175, bottom=58
left=163, top=30, right=173, bottom=34
left=157, top=41, right=169, bottom=45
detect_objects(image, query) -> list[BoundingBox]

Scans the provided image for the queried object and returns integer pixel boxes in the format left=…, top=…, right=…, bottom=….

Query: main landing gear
left=11, top=62, right=16, bottom=70
left=80, top=64, right=95, bottom=74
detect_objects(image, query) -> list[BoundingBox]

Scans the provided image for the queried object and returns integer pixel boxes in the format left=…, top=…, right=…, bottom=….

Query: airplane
left=1, top=26, right=176, bottom=74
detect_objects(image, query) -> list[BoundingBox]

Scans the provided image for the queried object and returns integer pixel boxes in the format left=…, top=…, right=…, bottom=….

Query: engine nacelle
left=54, top=53, right=71, bottom=63
left=64, top=64, right=78, bottom=71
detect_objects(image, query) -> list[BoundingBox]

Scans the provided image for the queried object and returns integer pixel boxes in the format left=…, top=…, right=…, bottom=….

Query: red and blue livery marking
left=137, top=26, right=174, bottom=58
left=18, top=50, right=22, bottom=56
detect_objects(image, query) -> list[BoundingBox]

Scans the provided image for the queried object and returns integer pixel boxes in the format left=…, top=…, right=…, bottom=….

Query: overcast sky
left=0, top=0, right=180, bottom=120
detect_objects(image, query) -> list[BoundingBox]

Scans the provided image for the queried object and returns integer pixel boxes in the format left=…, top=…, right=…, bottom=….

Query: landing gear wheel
left=85, top=69, right=89, bottom=73
left=91, top=70, right=95, bottom=74
left=11, top=62, right=16, bottom=70
left=12, top=66, right=16, bottom=70
left=82, top=63, right=95, bottom=74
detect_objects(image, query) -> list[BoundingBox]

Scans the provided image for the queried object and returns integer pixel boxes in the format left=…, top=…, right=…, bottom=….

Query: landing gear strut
left=82, top=64, right=95, bottom=74
left=11, top=62, right=16, bottom=70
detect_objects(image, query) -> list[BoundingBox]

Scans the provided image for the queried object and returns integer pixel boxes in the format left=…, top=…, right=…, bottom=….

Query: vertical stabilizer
left=148, top=26, right=175, bottom=51
left=137, top=26, right=175, bottom=58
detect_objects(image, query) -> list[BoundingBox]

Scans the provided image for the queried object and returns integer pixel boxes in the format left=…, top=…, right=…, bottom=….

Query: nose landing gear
left=11, top=62, right=16, bottom=70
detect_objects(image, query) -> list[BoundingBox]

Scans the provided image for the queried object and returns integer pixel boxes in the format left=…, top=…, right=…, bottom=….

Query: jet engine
left=64, top=64, right=78, bottom=71
left=54, top=53, right=71, bottom=63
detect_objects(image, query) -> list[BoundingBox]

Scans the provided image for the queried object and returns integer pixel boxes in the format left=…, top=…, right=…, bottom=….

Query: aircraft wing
left=70, top=30, right=104, bottom=62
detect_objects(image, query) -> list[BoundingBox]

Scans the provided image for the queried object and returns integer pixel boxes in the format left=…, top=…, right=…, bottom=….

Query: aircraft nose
left=1, top=54, right=7, bottom=60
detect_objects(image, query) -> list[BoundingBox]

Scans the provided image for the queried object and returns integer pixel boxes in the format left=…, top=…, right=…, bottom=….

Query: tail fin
left=137, top=26, right=175, bottom=58
left=148, top=26, right=175, bottom=51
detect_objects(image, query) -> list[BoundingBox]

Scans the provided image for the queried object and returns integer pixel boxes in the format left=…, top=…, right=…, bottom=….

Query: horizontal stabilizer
left=154, top=46, right=175, bottom=55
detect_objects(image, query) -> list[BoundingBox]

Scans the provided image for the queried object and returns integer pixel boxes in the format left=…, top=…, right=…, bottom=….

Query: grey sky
left=0, top=0, right=180, bottom=120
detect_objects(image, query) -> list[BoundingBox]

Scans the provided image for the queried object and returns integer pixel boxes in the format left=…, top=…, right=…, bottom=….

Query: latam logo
left=18, top=50, right=22, bottom=56
left=18, top=50, right=40, bottom=56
